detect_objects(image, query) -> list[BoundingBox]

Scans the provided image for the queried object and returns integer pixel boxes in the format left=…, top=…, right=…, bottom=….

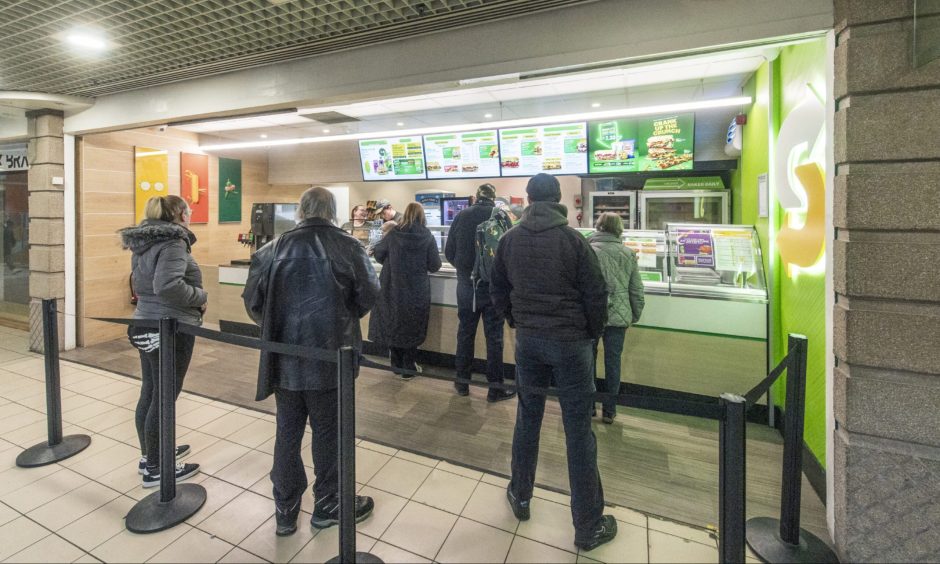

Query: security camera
left=157, top=125, right=168, bottom=132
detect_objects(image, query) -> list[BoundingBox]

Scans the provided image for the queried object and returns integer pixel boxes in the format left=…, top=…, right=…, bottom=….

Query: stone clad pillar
left=26, top=109, right=66, bottom=352
left=832, top=1, right=940, bottom=561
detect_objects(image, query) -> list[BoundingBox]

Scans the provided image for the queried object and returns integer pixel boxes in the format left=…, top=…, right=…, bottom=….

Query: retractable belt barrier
left=83, top=318, right=827, bottom=563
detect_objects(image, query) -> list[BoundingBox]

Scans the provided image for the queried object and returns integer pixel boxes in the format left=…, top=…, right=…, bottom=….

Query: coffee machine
left=237, top=203, right=298, bottom=255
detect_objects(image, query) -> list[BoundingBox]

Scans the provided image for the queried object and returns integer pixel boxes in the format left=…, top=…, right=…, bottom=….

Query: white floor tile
left=436, top=517, right=514, bottom=563
left=369, top=541, right=431, bottom=563
left=218, top=547, right=266, bottom=563
left=239, top=514, right=316, bottom=563
left=356, top=446, right=391, bottom=484
left=358, top=440, right=398, bottom=456
left=380, top=501, right=457, bottom=559
left=506, top=535, right=577, bottom=563
left=436, top=460, right=484, bottom=481
left=227, top=419, right=276, bottom=449
left=1, top=467, right=89, bottom=513
left=647, top=516, right=718, bottom=547
left=0, top=516, right=51, bottom=561
left=182, top=475, right=242, bottom=526
left=290, top=529, right=375, bottom=563
left=460, top=481, right=520, bottom=533
left=58, top=495, right=137, bottom=551
left=175, top=404, right=230, bottom=430
left=190, top=439, right=250, bottom=476
left=412, top=469, right=478, bottom=515
left=67, top=442, right=140, bottom=480
left=0, top=501, right=17, bottom=527
left=516, top=498, right=577, bottom=552
left=199, top=490, right=273, bottom=545
left=91, top=523, right=190, bottom=564
left=147, top=526, right=234, bottom=563
left=535, top=486, right=572, bottom=506
left=4, top=532, right=85, bottom=563
left=480, top=472, right=510, bottom=488
left=648, top=530, right=719, bottom=563
left=367, top=458, right=432, bottom=498
left=578, top=520, right=648, bottom=563
left=607, top=505, right=648, bottom=529
left=27, top=480, right=120, bottom=532
left=356, top=486, right=409, bottom=539
left=0, top=462, right=61, bottom=497
left=199, top=411, right=257, bottom=440
left=215, top=449, right=273, bottom=489
left=395, top=450, right=439, bottom=467
left=78, top=407, right=136, bottom=435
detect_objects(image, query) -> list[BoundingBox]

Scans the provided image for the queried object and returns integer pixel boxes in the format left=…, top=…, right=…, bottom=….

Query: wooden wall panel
left=78, top=127, right=275, bottom=346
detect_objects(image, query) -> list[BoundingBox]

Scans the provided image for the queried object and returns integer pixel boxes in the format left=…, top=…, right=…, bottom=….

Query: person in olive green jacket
left=588, top=213, right=645, bottom=423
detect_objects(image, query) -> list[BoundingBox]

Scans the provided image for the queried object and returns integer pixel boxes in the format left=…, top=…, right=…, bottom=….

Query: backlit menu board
left=424, top=130, right=500, bottom=179
left=498, top=123, right=588, bottom=176
left=359, top=136, right=426, bottom=181
left=588, top=113, right=695, bottom=173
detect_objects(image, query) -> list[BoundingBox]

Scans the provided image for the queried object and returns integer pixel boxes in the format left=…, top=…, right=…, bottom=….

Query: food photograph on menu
left=359, top=136, right=427, bottom=181
left=498, top=123, right=588, bottom=176
left=588, top=113, right=695, bottom=173
left=424, top=130, right=500, bottom=179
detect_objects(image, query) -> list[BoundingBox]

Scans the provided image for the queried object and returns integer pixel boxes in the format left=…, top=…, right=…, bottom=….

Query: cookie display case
left=638, top=190, right=729, bottom=230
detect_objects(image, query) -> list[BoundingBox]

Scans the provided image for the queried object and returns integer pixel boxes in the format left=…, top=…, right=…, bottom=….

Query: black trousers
left=271, top=387, right=339, bottom=508
left=389, top=346, right=417, bottom=374
left=455, top=277, right=505, bottom=385
left=134, top=332, right=196, bottom=469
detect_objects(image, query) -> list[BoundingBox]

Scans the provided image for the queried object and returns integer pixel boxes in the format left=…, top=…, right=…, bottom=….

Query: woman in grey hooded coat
left=588, top=213, right=645, bottom=423
left=119, top=195, right=205, bottom=487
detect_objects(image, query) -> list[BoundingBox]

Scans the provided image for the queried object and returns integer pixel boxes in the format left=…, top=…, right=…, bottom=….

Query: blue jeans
left=509, top=333, right=605, bottom=538
left=593, top=326, right=627, bottom=416
left=455, top=277, right=505, bottom=386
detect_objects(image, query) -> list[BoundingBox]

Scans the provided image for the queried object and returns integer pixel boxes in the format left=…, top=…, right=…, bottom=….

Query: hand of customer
left=199, top=303, right=208, bottom=314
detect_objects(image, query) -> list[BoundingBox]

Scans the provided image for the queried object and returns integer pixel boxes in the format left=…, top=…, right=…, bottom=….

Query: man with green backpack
left=444, top=183, right=517, bottom=402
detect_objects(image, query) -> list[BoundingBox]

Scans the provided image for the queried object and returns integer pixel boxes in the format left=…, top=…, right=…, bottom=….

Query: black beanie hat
left=526, top=173, right=561, bottom=202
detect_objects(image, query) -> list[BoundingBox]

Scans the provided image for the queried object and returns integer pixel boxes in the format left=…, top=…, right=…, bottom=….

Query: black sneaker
left=138, top=444, right=191, bottom=475
left=506, top=487, right=530, bottom=521
left=602, top=412, right=616, bottom=424
left=575, top=515, right=618, bottom=551
left=487, top=389, right=517, bottom=403
left=142, top=462, right=200, bottom=488
left=275, top=499, right=302, bottom=537
left=310, top=495, right=374, bottom=529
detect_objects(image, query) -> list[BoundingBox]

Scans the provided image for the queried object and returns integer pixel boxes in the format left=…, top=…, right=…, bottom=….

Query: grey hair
left=297, top=186, right=337, bottom=223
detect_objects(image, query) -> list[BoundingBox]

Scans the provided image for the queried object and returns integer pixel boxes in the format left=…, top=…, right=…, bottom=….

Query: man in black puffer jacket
left=444, top=183, right=515, bottom=402
left=490, top=173, right=617, bottom=552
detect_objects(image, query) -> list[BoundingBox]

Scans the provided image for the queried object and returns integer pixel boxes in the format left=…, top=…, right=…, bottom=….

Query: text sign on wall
left=0, top=148, right=29, bottom=172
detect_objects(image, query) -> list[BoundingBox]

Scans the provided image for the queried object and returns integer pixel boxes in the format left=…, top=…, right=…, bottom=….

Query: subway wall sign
left=0, top=148, right=29, bottom=172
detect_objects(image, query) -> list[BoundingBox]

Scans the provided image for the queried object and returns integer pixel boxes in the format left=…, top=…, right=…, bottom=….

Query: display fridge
left=587, top=191, right=636, bottom=229
left=638, top=190, right=729, bottom=230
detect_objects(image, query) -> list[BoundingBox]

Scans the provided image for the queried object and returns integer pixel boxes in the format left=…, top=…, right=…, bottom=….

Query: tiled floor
left=0, top=326, right=748, bottom=563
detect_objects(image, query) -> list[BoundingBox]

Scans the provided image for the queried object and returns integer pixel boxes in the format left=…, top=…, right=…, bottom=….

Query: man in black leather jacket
left=243, top=186, right=380, bottom=537
left=490, top=173, right=618, bottom=552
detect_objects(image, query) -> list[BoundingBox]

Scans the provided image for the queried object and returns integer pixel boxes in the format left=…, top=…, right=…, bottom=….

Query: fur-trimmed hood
left=119, top=220, right=196, bottom=255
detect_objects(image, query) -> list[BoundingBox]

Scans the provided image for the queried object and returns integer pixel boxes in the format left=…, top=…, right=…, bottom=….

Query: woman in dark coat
left=368, top=202, right=442, bottom=378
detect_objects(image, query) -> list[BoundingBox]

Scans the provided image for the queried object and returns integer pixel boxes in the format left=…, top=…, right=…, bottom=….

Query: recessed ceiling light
left=322, top=128, right=331, bottom=133
left=484, top=113, right=493, bottom=118
left=396, top=122, right=404, bottom=126
left=260, top=134, right=268, bottom=139
left=64, top=30, right=108, bottom=52
left=591, top=102, right=601, bottom=108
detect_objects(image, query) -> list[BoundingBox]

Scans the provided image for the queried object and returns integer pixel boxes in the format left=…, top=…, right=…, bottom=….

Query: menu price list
left=424, top=130, right=500, bottom=179
left=499, top=123, right=588, bottom=176
left=360, top=137, right=426, bottom=181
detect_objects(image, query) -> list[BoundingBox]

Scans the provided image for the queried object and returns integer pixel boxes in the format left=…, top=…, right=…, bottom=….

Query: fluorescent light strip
left=200, top=96, right=750, bottom=151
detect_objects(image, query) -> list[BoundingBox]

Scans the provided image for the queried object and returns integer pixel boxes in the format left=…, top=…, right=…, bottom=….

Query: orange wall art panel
left=180, top=152, right=209, bottom=224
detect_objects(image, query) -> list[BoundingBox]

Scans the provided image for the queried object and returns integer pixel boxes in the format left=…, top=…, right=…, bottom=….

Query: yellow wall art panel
left=134, top=146, right=169, bottom=223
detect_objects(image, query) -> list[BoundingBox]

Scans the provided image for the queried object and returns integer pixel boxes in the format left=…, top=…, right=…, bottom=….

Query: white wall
left=64, top=0, right=831, bottom=134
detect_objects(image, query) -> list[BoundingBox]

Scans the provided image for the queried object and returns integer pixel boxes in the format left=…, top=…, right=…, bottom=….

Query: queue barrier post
left=125, top=317, right=206, bottom=534
left=718, top=393, right=747, bottom=564
left=16, top=299, right=91, bottom=467
left=745, top=335, right=838, bottom=563
left=327, top=346, right=383, bottom=564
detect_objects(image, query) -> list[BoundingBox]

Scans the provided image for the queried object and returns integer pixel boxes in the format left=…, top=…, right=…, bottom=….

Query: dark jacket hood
left=120, top=220, right=195, bottom=255
left=392, top=223, right=433, bottom=248
left=519, top=201, right=569, bottom=233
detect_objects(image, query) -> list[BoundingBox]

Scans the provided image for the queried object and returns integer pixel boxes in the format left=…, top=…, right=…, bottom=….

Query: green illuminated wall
left=732, top=38, right=827, bottom=468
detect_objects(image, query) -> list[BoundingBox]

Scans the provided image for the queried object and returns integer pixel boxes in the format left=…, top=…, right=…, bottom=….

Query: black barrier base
left=16, top=434, right=91, bottom=468
left=326, top=552, right=384, bottom=564
left=125, top=483, right=207, bottom=534
left=746, top=517, right=839, bottom=563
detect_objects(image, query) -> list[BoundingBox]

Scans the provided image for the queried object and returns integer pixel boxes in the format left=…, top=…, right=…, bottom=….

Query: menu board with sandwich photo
left=359, top=136, right=427, bottom=181
left=588, top=113, right=695, bottom=173
left=424, top=130, right=500, bottom=179
left=498, top=123, right=588, bottom=176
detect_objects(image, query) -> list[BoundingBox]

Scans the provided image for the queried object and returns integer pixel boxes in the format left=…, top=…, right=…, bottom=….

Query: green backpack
left=471, top=207, right=513, bottom=290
